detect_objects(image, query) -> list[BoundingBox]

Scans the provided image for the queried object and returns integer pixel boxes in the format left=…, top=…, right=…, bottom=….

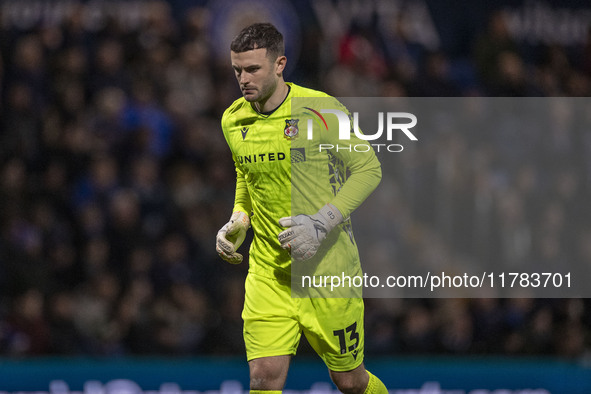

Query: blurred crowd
left=0, top=1, right=590, bottom=358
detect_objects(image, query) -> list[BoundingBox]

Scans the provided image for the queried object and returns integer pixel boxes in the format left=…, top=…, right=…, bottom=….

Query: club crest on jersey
left=284, top=119, right=299, bottom=140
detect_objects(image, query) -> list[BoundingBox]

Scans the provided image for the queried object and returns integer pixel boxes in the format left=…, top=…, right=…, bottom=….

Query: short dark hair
left=230, top=23, right=284, bottom=59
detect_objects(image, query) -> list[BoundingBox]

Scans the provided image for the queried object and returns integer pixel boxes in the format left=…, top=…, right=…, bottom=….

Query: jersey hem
left=246, top=348, right=298, bottom=362
left=324, top=355, right=365, bottom=372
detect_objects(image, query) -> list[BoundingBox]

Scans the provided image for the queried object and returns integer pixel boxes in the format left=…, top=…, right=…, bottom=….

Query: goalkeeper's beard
left=242, top=78, right=277, bottom=105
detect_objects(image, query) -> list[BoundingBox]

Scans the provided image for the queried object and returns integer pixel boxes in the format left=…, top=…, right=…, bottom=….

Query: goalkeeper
left=216, top=23, right=386, bottom=394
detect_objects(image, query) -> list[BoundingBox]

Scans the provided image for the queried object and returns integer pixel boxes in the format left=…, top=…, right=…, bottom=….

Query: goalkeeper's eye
left=244, top=66, right=260, bottom=73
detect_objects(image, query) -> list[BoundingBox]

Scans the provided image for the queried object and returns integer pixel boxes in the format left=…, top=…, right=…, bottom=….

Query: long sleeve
left=329, top=148, right=382, bottom=219
left=319, top=106, right=383, bottom=219
left=233, top=164, right=252, bottom=216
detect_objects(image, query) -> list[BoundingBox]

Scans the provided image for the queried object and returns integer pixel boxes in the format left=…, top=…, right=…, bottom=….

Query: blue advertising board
left=0, top=357, right=589, bottom=394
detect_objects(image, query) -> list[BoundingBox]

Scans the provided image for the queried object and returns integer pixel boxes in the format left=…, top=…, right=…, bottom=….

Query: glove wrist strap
left=318, top=203, right=343, bottom=233
left=230, top=211, right=250, bottom=229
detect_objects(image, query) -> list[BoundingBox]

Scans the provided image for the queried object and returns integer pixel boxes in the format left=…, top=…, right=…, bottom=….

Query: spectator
left=473, top=10, right=519, bottom=91
left=5, top=289, right=50, bottom=356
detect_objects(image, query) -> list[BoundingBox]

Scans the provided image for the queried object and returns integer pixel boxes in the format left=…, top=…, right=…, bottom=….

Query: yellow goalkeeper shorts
left=242, top=272, right=365, bottom=372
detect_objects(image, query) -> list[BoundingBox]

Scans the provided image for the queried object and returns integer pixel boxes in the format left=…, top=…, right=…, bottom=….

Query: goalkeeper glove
left=277, top=203, right=343, bottom=261
left=216, top=211, right=250, bottom=264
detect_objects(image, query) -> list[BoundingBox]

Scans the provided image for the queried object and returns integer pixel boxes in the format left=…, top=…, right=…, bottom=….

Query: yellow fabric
left=221, top=82, right=381, bottom=280
left=250, top=391, right=282, bottom=394
left=364, top=371, right=388, bottom=394
left=242, top=272, right=365, bottom=372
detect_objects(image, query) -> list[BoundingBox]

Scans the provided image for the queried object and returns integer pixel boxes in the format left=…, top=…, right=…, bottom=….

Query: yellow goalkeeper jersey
left=221, top=83, right=381, bottom=285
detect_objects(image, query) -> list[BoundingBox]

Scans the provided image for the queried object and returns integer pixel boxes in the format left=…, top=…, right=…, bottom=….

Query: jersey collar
left=252, top=83, right=292, bottom=117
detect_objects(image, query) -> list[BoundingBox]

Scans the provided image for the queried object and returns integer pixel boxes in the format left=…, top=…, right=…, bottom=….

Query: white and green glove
left=216, top=211, right=250, bottom=264
left=277, top=203, right=343, bottom=261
